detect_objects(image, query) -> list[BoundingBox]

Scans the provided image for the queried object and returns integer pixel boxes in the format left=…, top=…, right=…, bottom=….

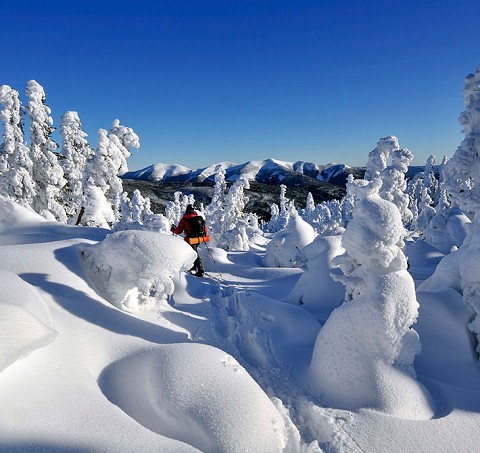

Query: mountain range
left=122, top=158, right=365, bottom=187
left=121, top=158, right=430, bottom=220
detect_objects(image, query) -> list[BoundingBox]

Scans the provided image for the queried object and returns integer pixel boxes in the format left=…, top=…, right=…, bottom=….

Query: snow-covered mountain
left=123, top=158, right=365, bottom=186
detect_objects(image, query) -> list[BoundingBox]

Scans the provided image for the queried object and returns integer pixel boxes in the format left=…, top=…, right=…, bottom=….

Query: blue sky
left=1, top=1, right=480, bottom=171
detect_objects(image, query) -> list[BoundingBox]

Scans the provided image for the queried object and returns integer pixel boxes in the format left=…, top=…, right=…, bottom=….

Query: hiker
left=171, top=204, right=209, bottom=277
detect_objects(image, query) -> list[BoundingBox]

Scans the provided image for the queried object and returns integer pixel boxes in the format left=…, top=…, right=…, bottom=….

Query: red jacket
left=173, top=211, right=208, bottom=241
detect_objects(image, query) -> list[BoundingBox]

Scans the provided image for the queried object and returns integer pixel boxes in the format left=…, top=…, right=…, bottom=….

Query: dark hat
left=186, top=204, right=195, bottom=212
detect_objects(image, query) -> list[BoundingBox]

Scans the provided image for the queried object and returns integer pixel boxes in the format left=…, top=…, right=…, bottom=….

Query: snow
left=264, top=214, right=316, bottom=267
left=80, top=230, right=196, bottom=310
left=2, top=193, right=480, bottom=452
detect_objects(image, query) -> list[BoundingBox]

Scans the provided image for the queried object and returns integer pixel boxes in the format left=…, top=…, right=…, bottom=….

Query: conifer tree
left=0, top=85, right=36, bottom=207
left=364, top=136, right=400, bottom=181
left=25, top=80, right=67, bottom=222
left=60, top=111, right=92, bottom=222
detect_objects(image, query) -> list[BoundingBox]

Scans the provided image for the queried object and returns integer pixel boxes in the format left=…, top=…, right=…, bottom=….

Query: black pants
left=190, top=244, right=204, bottom=275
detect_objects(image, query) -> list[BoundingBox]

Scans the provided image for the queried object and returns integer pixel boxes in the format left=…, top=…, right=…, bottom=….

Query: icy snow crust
left=2, top=198, right=480, bottom=452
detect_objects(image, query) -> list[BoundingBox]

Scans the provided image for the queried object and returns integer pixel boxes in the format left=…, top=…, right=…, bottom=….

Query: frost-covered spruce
left=205, top=164, right=227, bottom=235
left=441, top=67, right=480, bottom=352
left=416, top=187, right=436, bottom=235
left=217, top=177, right=251, bottom=250
left=444, top=68, right=480, bottom=218
left=0, top=85, right=36, bottom=207
left=303, top=192, right=316, bottom=224
left=265, top=184, right=294, bottom=233
left=81, top=129, right=123, bottom=227
left=25, top=80, right=67, bottom=222
left=422, top=154, right=438, bottom=200
left=60, top=111, right=93, bottom=222
left=364, top=135, right=400, bottom=181
left=379, top=147, right=414, bottom=226
left=310, top=178, right=433, bottom=418
left=108, top=119, right=140, bottom=177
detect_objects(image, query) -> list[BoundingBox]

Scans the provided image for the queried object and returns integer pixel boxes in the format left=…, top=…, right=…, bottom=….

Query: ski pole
left=204, top=242, right=223, bottom=279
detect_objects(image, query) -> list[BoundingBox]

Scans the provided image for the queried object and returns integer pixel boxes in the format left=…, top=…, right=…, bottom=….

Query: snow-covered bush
left=424, top=191, right=470, bottom=253
left=80, top=230, right=196, bottom=311
left=114, top=189, right=170, bottom=233
left=264, top=214, right=315, bottom=267
left=285, top=232, right=345, bottom=322
left=310, top=178, right=433, bottom=418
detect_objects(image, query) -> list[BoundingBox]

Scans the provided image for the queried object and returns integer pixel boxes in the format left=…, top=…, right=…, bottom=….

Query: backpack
left=188, top=215, right=206, bottom=237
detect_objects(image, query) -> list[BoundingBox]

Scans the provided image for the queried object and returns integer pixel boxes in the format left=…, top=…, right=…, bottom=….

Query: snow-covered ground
left=1, top=198, right=480, bottom=453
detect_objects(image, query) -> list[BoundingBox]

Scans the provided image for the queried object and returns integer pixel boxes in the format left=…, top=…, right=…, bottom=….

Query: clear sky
left=1, top=0, right=480, bottom=171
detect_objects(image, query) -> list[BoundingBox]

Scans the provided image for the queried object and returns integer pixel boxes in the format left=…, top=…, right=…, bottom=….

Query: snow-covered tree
left=364, top=135, right=400, bottom=181
left=303, top=192, right=316, bottom=224
left=265, top=184, right=295, bottom=232
left=217, top=177, right=252, bottom=250
left=25, top=80, right=67, bottom=222
left=443, top=69, right=480, bottom=219
left=60, top=111, right=92, bottom=222
left=416, top=187, right=436, bottom=234
left=310, top=178, right=433, bottom=418
left=340, top=174, right=356, bottom=226
left=379, top=147, right=414, bottom=226
left=440, top=67, right=480, bottom=352
left=114, top=189, right=170, bottom=233
left=205, top=165, right=227, bottom=235
left=422, top=154, right=438, bottom=200
left=0, top=85, right=36, bottom=207
left=107, top=119, right=140, bottom=177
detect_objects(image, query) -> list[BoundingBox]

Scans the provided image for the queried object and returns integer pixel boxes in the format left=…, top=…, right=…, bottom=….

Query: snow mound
left=80, top=230, right=196, bottom=310
left=0, top=196, right=45, bottom=233
left=285, top=234, right=345, bottom=323
left=0, top=270, right=57, bottom=372
left=264, top=215, right=316, bottom=267
left=99, top=343, right=286, bottom=453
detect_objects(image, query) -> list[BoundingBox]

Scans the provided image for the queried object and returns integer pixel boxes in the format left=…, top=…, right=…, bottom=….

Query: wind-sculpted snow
left=98, top=344, right=286, bottom=453
left=0, top=195, right=46, bottom=232
left=80, top=230, right=196, bottom=310
left=0, top=270, right=57, bottom=371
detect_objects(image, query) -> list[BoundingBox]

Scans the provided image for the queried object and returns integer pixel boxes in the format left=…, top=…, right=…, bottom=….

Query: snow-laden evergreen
left=217, top=176, right=252, bottom=251
left=310, top=178, right=433, bottom=418
left=364, top=135, right=400, bottom=181
left=204, top=164, right=227, bottom=235
left=0, top=85, right=36, bottom=207
left=26, top=80, right=67, bottom=222
left=59, top=111, right=92, bottom=222
left=379, top=147, right=414, bottom=226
